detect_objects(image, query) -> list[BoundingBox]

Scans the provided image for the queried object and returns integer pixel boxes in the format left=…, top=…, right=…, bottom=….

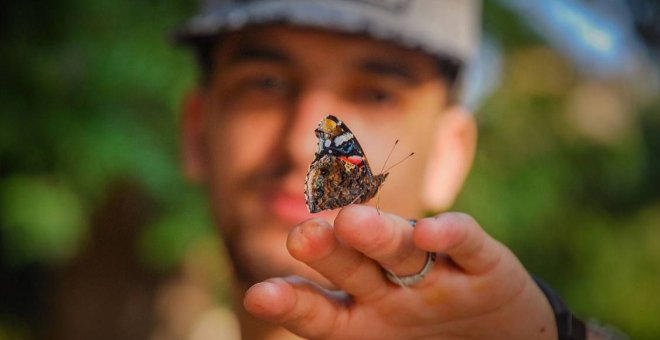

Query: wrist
left=533, top=276, right=586, bottom=340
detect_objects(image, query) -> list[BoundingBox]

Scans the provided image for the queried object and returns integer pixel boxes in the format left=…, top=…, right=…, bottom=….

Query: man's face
left=194, top=25, right=451, bottom=284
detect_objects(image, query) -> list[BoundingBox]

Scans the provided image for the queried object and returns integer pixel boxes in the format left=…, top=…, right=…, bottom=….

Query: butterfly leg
left=375, top=190, right=382, bottom=215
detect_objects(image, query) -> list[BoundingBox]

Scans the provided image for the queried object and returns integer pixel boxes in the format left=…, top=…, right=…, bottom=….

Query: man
left=174, top=1, right=602, bottom=339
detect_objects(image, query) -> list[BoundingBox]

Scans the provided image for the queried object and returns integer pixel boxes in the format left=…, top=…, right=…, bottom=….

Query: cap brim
left=175, top=2, right=372, bottom=43
left=172, top=0, right=473, bottom=63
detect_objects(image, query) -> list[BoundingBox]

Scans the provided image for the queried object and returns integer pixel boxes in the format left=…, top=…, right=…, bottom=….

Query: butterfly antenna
left=375, top=140, right=415, bottom=215
left=374, top=139, right=399, bottom=215
left=379, top=139, right=399, bottom=175
left=383, top=152, right=415, bottom=173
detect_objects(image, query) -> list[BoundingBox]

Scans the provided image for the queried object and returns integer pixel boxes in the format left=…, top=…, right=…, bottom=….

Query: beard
left=223, top=223, right=295, bottom=285
left=221, top=218, right=336, bottom=289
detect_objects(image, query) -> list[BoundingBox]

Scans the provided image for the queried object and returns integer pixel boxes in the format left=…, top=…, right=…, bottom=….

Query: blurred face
left=193, top=25, right=451, bottom=285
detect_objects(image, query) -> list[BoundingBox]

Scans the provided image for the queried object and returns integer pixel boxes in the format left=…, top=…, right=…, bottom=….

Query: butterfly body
left=305, top=115, right=388, bottom=213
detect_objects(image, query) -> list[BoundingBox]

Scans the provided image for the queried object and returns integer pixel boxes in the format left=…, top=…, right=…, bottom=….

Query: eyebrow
left=227, top=45, right=292, bottom=66
left=356, top=59, right=419, bottom=84
left=225, top=42, right=421, bottom=83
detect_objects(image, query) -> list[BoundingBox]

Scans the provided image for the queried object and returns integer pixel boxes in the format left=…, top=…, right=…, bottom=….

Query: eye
left=356, top=87, right=397, bottom=106
left=216, top=69, right=297, bottom=112
left=245, top=74, right=289, bottom=93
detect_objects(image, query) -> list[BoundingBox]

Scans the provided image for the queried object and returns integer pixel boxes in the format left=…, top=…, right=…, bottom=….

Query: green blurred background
left=1, top=1, right=658, bottom=339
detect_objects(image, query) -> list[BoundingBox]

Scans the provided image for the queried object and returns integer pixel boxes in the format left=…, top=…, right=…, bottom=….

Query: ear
left=181, top=89, right=208, bottom=181
left=422, top=106, right=477, bottom=211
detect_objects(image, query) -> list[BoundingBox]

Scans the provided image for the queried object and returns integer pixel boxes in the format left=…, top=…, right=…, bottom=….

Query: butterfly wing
left=304, top=115, right=387, bottom=213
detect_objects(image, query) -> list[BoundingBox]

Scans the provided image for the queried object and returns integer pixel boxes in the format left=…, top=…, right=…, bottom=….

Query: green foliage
left=0, top=176, right=86, bottom=265
left=138, top=191, right=212, bottom=271
left=1, top=0, right=202, bottom=267
left=452, top=5, right=660, bottom=338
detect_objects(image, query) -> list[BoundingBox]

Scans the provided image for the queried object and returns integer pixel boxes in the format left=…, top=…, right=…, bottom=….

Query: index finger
left=413, top=212, right=506, bottom=275
left=334, top=205, right=431, bottom=279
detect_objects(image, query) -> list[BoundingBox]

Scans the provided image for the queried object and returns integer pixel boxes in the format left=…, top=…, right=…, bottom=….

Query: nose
left=284, top=87, right=348, bottom=168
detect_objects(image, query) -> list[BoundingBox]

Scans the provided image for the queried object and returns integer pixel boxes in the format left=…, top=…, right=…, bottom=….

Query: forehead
left=212, top=24, right=440, bottom=78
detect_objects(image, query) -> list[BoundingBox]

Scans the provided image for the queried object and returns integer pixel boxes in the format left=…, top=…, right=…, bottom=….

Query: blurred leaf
left=138, top=192, right=213, bottom=272
left=0, top=176, right=86, bottom=265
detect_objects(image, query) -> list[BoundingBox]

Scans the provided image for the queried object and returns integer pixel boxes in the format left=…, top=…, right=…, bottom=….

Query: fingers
left=334, top=205, right=430, bottom=279
left=244, top=276, right=348, bottom=339
left=413, top=212, right=505, bottom=275
left=287, top=217, right=388, bottom=299
left=291, top=208, right=505, bottom=295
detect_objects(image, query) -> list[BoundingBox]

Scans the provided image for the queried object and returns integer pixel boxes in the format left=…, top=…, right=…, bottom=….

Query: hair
left=432, top=54, right=462, bottom=105
left=192, top=37, right=220, bottom=86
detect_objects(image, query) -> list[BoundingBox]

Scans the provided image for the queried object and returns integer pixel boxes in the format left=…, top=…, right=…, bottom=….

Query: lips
left=268, top=190, right=335, bottom=225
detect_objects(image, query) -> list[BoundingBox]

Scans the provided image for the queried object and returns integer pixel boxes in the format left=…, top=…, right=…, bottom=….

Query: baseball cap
left=174, top=0, right=481, bottom=65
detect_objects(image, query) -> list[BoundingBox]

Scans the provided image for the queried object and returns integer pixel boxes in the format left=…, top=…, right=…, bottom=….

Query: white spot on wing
left=333, top=132, right=353, bottom=147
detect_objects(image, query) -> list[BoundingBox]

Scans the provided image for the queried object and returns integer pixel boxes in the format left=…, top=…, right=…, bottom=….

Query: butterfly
left=304, top=115, right=390, bottom=213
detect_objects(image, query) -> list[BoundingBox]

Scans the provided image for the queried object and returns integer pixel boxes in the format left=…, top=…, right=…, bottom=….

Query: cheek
left=378, top=143, right=432, bottom=214
left=207, top=111, right=284, bottom=176
left=359, top=106, right=440, bottom=214
left=349, top=126, right=435, bottom=215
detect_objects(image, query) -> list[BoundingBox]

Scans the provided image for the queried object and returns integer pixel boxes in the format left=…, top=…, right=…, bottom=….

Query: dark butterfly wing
left=313, top=115, right=375, bottom=173
left=305, top=115, right=387, bottom=213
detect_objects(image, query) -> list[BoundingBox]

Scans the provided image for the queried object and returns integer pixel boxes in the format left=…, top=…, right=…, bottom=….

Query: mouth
left=267, top=189, right=335, bottom=226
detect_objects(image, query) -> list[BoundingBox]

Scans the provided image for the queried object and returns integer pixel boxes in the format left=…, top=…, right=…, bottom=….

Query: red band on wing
left=339, top=155, right=364, bottom=166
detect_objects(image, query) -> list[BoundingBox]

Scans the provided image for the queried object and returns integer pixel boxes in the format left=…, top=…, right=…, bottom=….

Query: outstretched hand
left=244, top=205, right=556, bottom=339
